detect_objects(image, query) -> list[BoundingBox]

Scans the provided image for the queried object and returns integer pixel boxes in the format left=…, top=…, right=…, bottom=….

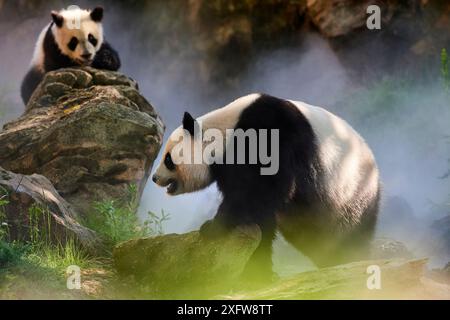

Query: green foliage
left=85, top=184, right=170, bottom=250
left=0, top=186, right=8, bottom=208
left=441, top=48, right=450, bottom=91
left=127, top=183, right=138, bottom=209
left=0, top=237, right=97, bottom=300
left=87, top=201, right=170, bottom=249
left=26, top=239, right=94, bottom=271
left=28, top=203, right=52, bottom=244
left=88, top=200, right=143, bottom=247
left=0, top=192, right=95, bottom=277
left=0, top=239, right=99, bottom=299
left=0, top=187, right=9, bottom=241
left=144, top=209, right=170, bottom=236
left=0, top=182, right=169, bottom=297
left=1, top=237, right=94, bottom=275
left=0, top=242, right=27, bottom=268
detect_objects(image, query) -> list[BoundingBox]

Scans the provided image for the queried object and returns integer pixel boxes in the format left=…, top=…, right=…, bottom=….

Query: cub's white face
left=51, top=8, right=104, bottom=65
left=153, top=127, right=212, bottom=196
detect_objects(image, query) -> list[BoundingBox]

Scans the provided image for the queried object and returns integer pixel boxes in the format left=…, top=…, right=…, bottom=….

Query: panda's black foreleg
left=199, top=201, right=240, bottom=239
left=91, top=41, right=121, bottom=71
left=200, top=199, right=278, bottom=286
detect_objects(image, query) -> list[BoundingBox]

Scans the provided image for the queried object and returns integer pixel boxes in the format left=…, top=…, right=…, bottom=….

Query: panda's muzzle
left=166, top=179, right=178, bottom=195
left=152, top=174, right=178, bottom=194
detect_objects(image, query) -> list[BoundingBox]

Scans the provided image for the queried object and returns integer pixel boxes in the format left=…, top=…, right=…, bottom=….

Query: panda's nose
left=81, top=53, right=92, bottom=60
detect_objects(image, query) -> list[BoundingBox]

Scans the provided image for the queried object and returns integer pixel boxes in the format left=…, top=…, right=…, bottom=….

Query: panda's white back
left=30, top=23, right=50, bottom=71
left=193, top=93, right=379, bottom=209
left=290, top=100, right=379, bottom=209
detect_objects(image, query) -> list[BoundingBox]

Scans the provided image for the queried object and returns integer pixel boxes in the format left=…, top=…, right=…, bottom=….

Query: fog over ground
left=0, top=2, right=448, bottom=267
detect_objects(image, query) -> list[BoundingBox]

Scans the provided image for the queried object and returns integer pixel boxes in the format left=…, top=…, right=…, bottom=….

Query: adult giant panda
left=152, top=93, right=380, bottom=283
left=21, top=6, right=121, bottom=105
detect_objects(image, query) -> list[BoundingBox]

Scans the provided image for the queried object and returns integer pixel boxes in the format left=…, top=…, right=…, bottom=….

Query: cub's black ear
left=90, top=6, right=103, bottom=22
left=51, top=11, right=64, bottom=27
left=183, top=112, right=197, bottom=136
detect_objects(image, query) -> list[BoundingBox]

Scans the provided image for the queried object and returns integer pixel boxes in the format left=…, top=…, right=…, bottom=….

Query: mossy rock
left=113, top=225, right=261, bottom=298
left=0, top=67, right=164, bottom=216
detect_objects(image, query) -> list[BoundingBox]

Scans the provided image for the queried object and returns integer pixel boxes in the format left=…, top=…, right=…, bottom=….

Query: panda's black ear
left=90, top=6, right=103, bottom=22
left=51, top=11, right=64, bottom=28
left=183, top=112, right=197, bottom=136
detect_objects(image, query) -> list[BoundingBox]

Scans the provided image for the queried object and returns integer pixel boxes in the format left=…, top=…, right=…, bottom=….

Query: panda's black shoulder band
left=183, top=112, right=196, bottom=136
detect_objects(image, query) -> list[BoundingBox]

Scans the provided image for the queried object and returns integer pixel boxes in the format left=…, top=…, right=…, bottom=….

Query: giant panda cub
left=21, top=7, right=121, bottom=105
left=152, top=93, right=380, bottom=283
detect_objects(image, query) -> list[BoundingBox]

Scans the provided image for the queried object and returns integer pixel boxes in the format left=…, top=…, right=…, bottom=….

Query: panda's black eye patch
left=88, top=34, right=97, bottom=46
left=164, top=153, right=175, bottom=171
left=68, top=37, right=78, bottom=51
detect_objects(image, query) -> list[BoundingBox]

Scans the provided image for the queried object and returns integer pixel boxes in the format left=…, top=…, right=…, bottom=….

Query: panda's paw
left=199, top=219, right=230, bottom=240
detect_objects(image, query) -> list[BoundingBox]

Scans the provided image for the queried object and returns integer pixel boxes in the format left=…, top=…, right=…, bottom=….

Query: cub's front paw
left=199, top=219, right=230, bottom=239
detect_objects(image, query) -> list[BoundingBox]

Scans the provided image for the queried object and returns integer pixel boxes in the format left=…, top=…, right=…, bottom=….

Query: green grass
left=0, top=240, right=102, bottom=299
left=28, top=203, right=53, bottom=245
left=0, top=190, right=170, bottom=298
left=85, top=200, right=170, bottom=250
left=1, top=197, right=96, bottom=270
left=26, top=239, right=96, bottom=271
left=0, top=182, right=170, bottom=295
left=87, top=200, right=144, bottom=247
left=0, top=194, right=101, bottom=298
left=0, top=186, right=10, bottom=242
left=0, top=241, right=26, bottom=268
left=1, top=240, right=96, bottom=271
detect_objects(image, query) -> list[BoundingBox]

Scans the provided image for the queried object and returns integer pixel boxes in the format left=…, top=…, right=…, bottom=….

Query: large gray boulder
left=0, top=67, right=164, bottom=216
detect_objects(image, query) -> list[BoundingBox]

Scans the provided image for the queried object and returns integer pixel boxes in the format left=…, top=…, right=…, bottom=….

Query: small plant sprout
left=85, top=186, right=171, bottom=250
left=144, top=209, right=170, bottom=236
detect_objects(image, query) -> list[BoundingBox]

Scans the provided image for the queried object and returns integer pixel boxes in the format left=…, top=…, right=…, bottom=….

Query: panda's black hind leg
left=239, top=219, right=278, bottom=288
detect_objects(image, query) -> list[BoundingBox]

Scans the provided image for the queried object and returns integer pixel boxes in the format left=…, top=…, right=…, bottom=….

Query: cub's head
left=51, top=7, right=104, bottom=65
left=152, top=112, right=213, bottom=195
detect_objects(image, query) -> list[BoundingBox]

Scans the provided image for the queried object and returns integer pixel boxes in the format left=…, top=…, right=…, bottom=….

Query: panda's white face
left=51, top=8, right=104, bottom=65
left=152, top=96, right=260, bottom=196
left=153, top=127, right=213, bottom=196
